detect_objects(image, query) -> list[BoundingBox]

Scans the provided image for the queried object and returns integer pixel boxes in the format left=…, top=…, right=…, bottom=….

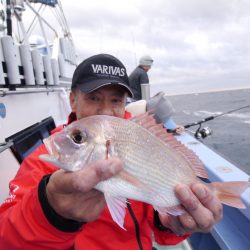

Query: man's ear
left=70, top=91, right=77, bottom=112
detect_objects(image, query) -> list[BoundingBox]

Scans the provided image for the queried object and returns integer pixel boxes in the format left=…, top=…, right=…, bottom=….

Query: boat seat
left=5, top=116, right=56, bottom=164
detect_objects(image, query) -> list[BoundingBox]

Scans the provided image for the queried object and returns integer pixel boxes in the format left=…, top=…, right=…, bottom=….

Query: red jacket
left=0, top=113, right=189, bottom=250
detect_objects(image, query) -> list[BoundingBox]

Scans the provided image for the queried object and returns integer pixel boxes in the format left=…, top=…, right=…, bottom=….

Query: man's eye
left=70, top=130, right=86, bottom=144
left=89, top=96, right=99, bottom=101
left=112, top=98, right=122, bottom=103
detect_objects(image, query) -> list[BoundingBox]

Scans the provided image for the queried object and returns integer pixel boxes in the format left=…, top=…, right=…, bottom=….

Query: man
left=0, top=54, right=222, bottom=250
left=129, top=55, right=153, bottom=100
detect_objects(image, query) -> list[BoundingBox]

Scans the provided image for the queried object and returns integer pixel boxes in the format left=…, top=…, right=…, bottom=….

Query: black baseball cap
left=71, top=54, right=133, bottom=97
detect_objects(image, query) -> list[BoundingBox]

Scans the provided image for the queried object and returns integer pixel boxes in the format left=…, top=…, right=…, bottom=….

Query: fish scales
left=107, top=117, right=195, bottom=181
left=78, top=115, right=196, bottom=207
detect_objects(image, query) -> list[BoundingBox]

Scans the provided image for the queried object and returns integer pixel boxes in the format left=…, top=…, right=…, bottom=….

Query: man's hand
left=159, top=183, right=223, bottom=235
left=175, top=125, right=185, bottom=134
left=46, top=157, right=123, bottom=222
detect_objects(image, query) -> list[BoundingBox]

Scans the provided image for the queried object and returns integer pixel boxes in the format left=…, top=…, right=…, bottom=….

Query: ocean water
left=158, top=88, right=250, bottom=175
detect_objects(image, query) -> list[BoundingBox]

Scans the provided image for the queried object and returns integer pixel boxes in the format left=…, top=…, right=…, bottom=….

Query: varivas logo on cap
left=71, top=54, right=133, bottom=97
left=91, top=64, right=126, bottom=77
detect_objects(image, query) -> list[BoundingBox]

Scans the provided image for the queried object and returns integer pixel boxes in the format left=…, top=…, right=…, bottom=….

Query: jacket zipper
left=127, top=203, right=143, bottom=250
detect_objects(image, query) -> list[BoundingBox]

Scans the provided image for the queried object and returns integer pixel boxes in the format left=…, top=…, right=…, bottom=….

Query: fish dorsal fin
left=129, top=112, right=208, bottom=179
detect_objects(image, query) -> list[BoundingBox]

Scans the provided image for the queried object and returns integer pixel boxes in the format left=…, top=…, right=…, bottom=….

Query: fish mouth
left=40, top=136, right=64, bottom=168
left=39, top=154, right=57, bottom=164
left=43, top=136, right=58, bottom=157
left=39, top=154, right=71, bottom=171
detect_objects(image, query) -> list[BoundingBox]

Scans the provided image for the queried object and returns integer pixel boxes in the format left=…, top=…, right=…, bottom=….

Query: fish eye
left=70, top=130, right=86, bottom=144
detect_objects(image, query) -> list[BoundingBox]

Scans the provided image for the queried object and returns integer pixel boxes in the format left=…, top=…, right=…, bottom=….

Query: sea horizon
left=165, top=88, right=250, bottom=175
left=149, top=83, right=250, bottom=97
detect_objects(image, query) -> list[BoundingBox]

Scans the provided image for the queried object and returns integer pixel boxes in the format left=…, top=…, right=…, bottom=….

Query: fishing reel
left=183, top=104, right=250, bottom=139
left=194, top=125, right=213, bottom=139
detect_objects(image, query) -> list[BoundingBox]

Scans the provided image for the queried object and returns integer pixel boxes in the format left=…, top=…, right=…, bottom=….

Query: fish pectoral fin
left=104, top=193, right=128, bottom=230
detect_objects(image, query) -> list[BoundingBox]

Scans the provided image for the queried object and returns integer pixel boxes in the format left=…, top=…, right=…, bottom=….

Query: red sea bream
left=40, top=113, right=250, bottom=229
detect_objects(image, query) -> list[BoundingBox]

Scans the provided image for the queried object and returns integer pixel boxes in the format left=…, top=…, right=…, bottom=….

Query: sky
left=40, top=0, right=250, bottom=94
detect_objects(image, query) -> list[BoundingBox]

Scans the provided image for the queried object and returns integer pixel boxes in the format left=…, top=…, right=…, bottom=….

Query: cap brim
left=76, top=78, right=133, bottom=97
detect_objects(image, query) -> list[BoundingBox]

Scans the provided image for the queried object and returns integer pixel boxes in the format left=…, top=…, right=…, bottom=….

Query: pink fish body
left=41, top=113, right=250, bottom=229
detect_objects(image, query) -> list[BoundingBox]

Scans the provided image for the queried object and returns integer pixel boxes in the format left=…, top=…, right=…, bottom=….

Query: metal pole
left=13, top=9, right=29, bottom=45
left=24, top=1, right=58, bottom=36
left=0, top=87, right=70, bottom=97
left=6, top=0, right=12, bottom=36
left=141, top=84, right=150, bottom=101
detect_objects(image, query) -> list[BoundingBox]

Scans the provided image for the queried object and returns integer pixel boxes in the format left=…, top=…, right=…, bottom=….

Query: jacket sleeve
left=152, top=210, right=190, bottom=245
left=139, top=70, right=149, bottom=84
left=0, top=144, right=82, bottom=250
left=147, top=205, right=190, bottom=246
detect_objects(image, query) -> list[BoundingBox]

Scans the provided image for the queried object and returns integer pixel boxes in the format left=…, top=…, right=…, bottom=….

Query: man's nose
left=98, top=102, right=113, bottom=116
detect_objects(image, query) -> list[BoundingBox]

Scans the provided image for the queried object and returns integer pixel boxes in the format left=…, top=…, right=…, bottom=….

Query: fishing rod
left=183, top=104, right=250, bottom=139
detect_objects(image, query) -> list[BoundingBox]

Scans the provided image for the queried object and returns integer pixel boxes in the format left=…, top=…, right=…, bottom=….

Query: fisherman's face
left=70, top=85, right=127, bottom=120
left=142, top=65, right=151, bottom=72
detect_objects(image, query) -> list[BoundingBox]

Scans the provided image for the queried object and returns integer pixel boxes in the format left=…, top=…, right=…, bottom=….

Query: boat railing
left=0, top=0, right=78, bottom=87
left=175, top=131, right=250, bottom=250
left=0, top=34, right=75, bottom=88
left=0, top=86, right=70, bottom=97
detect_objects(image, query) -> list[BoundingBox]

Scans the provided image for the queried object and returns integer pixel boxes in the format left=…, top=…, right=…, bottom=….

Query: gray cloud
left=61, top=0, right=250, bottom=94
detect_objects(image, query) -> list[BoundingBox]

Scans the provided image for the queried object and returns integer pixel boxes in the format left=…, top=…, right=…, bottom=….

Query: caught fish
left=40, top=113, right=250, bottom=229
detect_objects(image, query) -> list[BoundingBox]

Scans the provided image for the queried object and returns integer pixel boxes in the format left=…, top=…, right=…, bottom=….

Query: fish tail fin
left=210, top=181, right=250, bottom=208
